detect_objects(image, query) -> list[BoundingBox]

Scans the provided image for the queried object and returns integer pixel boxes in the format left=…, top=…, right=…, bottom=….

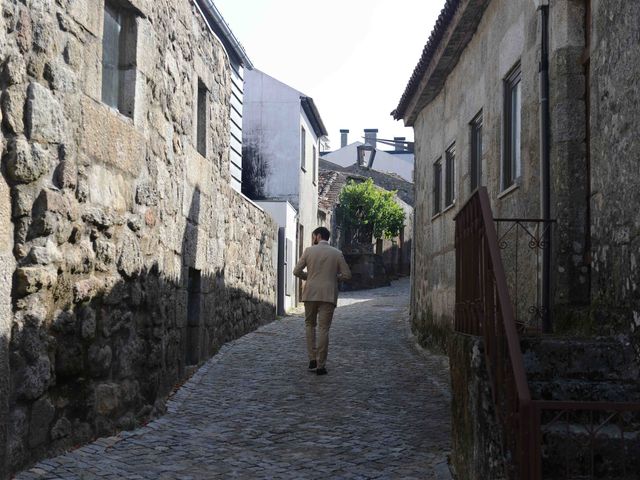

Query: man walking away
left=293, top=227, right=351, bottom=375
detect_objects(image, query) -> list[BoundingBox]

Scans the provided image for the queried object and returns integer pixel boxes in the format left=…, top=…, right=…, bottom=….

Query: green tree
left=339, top=178, right=406, bottom=240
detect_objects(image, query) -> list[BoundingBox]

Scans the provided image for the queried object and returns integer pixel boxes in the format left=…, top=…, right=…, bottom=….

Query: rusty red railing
left=455, top=188, right=640, bottom=479
left=454, top=188, right=533, bottom=479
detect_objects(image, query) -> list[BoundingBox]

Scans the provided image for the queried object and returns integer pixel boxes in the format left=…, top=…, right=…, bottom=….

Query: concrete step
left=521, top=336, right=639, bottom=383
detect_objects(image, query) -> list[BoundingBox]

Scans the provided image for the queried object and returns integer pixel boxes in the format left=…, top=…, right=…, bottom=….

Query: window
left=196, top=80, right=207, bottom=156
left=312, top=145, right=317, bottom=184
left=470, top=111, right=483, bottom=191
left=433, top=158, right=442, bottom=216
left=503, top=64, right=522, bottom=190
left=300, top=127, right=306, bottom=171
left=101, top=1, right=137, bottom=118
left=445, top=143, right=456, bottom=207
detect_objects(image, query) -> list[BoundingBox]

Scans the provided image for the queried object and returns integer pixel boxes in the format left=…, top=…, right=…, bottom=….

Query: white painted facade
left=256, top=201, right=298, bottom=313
left=228, top=61, right=244, bottom=192
left=243, top=68, right=325, bottom=256
left=321, top=142, right=414, bottom=182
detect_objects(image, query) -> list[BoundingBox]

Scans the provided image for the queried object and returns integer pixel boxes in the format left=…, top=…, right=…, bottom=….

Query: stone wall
left=411, top=0, right=542, bottom=351
left=0, top=0, right=276, bottom=475
left=589, top=0, right=640, bottom=347
left=449, top=334, right=505, bottom=480
left=409, top=0, right=591, bottom=351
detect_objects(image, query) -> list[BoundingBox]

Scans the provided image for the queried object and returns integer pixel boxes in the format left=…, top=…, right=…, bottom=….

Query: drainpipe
left=536, top=0, right=552, bottom=333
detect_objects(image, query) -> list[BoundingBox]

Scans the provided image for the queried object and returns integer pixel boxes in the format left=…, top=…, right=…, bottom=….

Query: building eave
left=300, top=97, right=329, bottom=138
left=196, top=0, right=254, bottom=69
left=392, top=0, right=490, bottom=126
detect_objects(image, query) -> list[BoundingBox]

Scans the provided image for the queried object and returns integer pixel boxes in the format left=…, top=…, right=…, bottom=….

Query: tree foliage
left=339, top=179, right=406, bottom=240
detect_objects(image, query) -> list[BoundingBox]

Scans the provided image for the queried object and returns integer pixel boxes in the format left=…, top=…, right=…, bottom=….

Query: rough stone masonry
left=0, top=0, right=277, bottom=476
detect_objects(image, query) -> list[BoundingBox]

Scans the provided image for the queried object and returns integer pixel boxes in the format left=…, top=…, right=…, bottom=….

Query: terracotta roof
left=394, top=0, right=493, bottom=125
left=340, top=165, right=414, bottom=206
left=319, top=161, right=415, bottom=211
left=392, top=0, right=461, bottom=121
left=318, top=170, right=366, bottom=214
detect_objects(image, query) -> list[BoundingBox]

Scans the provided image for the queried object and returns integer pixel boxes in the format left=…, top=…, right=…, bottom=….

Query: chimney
left=394, top=137, right=406, bottom=152
left=364, top=128, right=378, bottom=147
left=340, top=129, right=349, bottom=148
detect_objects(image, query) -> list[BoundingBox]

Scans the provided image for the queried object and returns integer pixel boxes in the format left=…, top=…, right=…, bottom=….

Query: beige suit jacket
left=293, top=241, right=352, bottom=305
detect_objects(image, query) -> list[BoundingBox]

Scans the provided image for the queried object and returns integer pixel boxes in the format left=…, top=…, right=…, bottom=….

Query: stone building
left=0, top=0, right=277, bottom=476
left=394, top=0, right=640, bottom=476
left=318, top=162, right=414, bottom=288
left=394, top=0, right=640, bottom=349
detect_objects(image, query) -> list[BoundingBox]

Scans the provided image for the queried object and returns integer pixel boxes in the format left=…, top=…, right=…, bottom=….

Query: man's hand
left=293, top=250, right=308, bottom=280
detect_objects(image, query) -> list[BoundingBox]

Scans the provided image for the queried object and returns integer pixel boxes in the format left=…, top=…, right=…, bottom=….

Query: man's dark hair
left=313, top=226, right=330, bottom=241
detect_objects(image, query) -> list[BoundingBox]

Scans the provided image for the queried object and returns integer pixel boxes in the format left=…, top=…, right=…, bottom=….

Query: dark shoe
left=316, top=367, right=328, bottom=376
left=308, top=360, right=317, bottom=370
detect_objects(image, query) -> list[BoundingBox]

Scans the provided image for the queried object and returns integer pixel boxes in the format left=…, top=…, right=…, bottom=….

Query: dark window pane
left=102, top=5, right=121, bottom=109
left=445, top=145, right=455, bottom=207
left=511, top=80, right=521, bottom=180
left=470, top=112, right=483, bottom=191
left=197, top=80, right=207, bottom=156
left=503, top=65, right=521, bottom=190
left=433, top=160, right=442, bottom=215
left=101, top=2, right=137, bottom=118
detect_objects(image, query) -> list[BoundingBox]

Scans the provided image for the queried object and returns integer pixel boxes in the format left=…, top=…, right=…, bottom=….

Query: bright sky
left=213, top=0, right=443, bottom=149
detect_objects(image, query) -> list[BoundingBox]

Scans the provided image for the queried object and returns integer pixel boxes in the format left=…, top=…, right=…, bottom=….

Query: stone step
left=521, top=336, right=639, bottom=383
left=541, top=420, right=640, bottom=480
left=530, top=378, right=640, bottom=402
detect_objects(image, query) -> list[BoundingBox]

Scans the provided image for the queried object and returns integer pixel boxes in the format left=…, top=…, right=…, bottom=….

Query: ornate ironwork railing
left=455, top=188, right=640, bottom=480
left=532, top=402, right=640, bottom=479
left=494, top=218, right=555, bottom=333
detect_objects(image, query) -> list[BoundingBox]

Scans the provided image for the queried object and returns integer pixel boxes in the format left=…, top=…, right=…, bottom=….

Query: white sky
left=213, top=0, right=444, bottom=149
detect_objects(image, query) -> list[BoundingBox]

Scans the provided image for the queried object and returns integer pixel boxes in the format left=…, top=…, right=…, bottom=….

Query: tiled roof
left=318, top=170, right=365, bottom=213
left=319, top=162, right=415, bottom=211
left=340, top=165, right=414, bottom=207
left=392, top=0, right=461, bottom=120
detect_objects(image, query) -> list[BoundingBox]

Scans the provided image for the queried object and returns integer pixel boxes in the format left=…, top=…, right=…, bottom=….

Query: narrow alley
left=16, top=279, right=452, bottom=480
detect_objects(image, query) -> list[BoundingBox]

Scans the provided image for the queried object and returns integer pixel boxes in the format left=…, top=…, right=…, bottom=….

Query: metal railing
left=495, top=218, right=555, bottom=334
left=455, top=188, right=640, bottom=479
left=531, top=401, right=640, bottom=479
left=454, top=188, right=533, bottom=479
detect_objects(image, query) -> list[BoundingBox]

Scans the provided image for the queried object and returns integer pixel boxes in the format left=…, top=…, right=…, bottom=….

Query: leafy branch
left=339, top=178, right=406, bottom=240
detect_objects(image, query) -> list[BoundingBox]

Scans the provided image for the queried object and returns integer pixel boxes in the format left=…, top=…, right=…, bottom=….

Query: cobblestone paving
left=17, top=279, right=452, bottom=479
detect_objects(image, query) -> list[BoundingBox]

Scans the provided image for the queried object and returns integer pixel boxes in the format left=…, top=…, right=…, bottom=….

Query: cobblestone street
left=17, top=279, right=452, bottom=479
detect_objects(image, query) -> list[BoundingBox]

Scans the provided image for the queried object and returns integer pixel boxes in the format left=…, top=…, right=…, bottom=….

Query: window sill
left=431, top=212, right=442, bottom=221
left=103, top=102, right=134, bottom=123
left=498, top=182, right=520, bottom=199
left=442, top=202, right=456, bottom=215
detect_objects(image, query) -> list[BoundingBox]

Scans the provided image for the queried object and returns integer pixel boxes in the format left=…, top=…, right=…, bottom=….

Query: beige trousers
left=304, top=301, right=336, bottom=368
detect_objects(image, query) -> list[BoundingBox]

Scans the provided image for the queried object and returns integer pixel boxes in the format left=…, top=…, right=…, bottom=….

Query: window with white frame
left=503, top=64, right=522, bottom=190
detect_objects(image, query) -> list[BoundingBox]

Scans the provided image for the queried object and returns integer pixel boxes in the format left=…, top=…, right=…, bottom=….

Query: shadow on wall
left=241, top=143, right=270, bottom=200
left=6, top=188, right=276, bottom=476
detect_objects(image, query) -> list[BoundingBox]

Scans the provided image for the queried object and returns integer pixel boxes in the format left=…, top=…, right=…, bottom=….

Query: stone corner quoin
left=0, top=0, right=277, bottom=476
